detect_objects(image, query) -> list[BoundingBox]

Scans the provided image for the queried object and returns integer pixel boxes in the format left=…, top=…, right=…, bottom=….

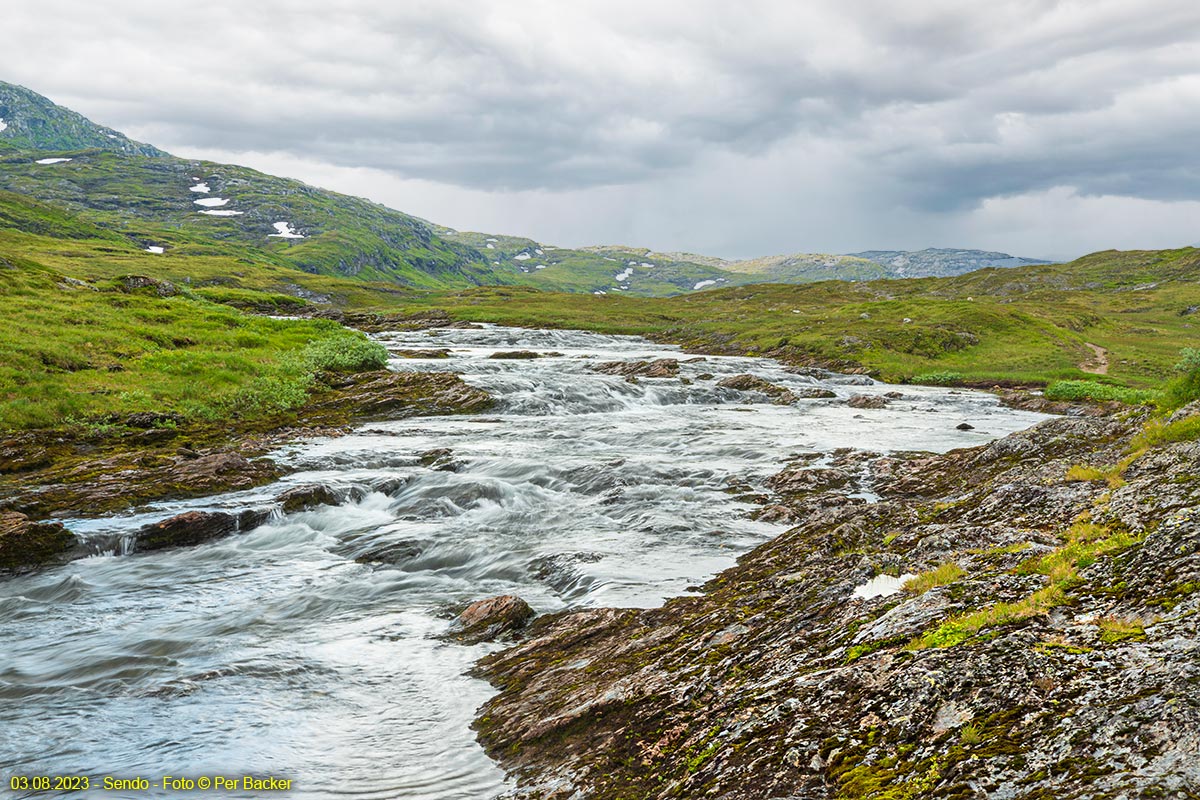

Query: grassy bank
left=392, top=244, right=1200, bottom=388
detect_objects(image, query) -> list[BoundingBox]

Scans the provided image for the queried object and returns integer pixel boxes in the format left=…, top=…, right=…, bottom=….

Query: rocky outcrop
left=473, top=410, right=1200, bottom=799
left=447, top=595, right=536, bottom=644
left=847, top=393, right=889, bottom=409
left=489, top=351, right=544, bottom=360
left=4, top=449, right=280, bottom=520
left=135, top=508, right=271, bottom=552
left=592, top=359, right=680, bottom=379
left=393, top=348, right=452, bottom=359
left=275, top=484, right=340, bottom=513
left=308, top=370, right=492, bottom=421
left=0, top=511, right=75, bottom=571
left=717, top=374, right=804, bottom=404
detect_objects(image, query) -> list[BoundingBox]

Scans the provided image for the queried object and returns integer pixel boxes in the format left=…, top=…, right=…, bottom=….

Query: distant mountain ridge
left=848, top=248, right=1053, bottom=278
left=0, top=79, right=1053, bottom=297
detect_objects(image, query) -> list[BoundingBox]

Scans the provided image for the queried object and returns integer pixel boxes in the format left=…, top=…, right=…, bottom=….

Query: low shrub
left=1043, top=380, right=1158, bottom=405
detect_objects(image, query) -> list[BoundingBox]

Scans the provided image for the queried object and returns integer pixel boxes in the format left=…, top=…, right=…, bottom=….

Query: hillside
left=0, top=82, right=163, bottom=157
left=851, top=247, right=1053, bottom=277
left=396, top=247, right=1200, bottom=389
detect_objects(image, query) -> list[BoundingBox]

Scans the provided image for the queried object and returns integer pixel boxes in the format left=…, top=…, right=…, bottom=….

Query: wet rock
left=0, top=511, right=75, bottom=571
left=350, top=539, right=424, bottom=564
left=275, top=484, right=340, bottom=512
left=418, top=448, right=461, bottom=471
left=135, top=510, right=243, bottom=551
left=446, top=595, right=536, bottom=644
left=310, top=371, right=492, bottom=421
left=792, top=386, right=837, bottom=399
left=884, top=391, right=904, bottom=399
left=956, top=422, right=976, bottom=430
left=489, top=350, right=543, bottom=359
left=593, top=359, right=680, bottom=379
left=392, top=348, right=451, bottom=359
left=847, top=394, right=889, bottom=409
left=717, top=374, right=800, bottom=404
left=767, top=466, right=854, bottom=496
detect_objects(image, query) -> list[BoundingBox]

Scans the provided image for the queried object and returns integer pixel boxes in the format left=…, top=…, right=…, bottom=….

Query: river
left=0, top=325, right=1046, bottom=799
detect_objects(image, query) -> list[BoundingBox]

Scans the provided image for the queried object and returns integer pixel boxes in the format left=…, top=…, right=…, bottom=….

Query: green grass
left=0, top=253, right=385, bottom=430
left=907, top=521, right=1143, bottom=650
left=389, top=244, right=1200, bottom=387
left=1043, top=380, right=1159, bottom=405
left=903, top=563, right=965, bottom=595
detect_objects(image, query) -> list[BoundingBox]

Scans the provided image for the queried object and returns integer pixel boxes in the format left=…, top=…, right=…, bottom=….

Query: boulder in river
left=393, top=348, right=451, bottom=359
left=847, top=394, right=889, bottom=409
left=717, top=374, right=799, bottom=404
left=446, top=594, right=536, bottom=644
left=135, top=508, right=270, bottom=552
left=0, top=511, right=75, bottom=571
left=275, top=484, right=341, bottom=512
left=593, top=359, right=680, bottom=379
left=489, top=350, right=543, bottom=360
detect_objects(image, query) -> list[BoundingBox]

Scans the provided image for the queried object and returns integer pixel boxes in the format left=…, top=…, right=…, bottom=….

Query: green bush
left=1158, top=347, right=1200, bottom=411
left=1043, top=380, right=1158, bottom=405
left=912, top=371, right=965, bottom=386
left=300, top=332, right=389, bottom=373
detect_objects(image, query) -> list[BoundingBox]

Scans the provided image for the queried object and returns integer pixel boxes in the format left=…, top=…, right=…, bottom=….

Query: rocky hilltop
left=474, top=402, right=1200, bottom=799
left=0, top=81, right=164, bottom=157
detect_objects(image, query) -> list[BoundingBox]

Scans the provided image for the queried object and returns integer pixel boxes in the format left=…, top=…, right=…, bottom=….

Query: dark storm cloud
left=2, top=0, right=1200, bottom=257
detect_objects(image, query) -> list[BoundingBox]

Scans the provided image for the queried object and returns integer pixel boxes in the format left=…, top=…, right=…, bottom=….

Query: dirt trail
left=1081, top=342, right=1109, bottom=375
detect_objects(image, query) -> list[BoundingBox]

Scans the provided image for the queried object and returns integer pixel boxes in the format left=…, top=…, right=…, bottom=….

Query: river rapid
left=0, top=326, right=1047, bottom=799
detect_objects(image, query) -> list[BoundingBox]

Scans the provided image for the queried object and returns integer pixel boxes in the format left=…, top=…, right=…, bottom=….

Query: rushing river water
left=0, top=326, right=1047, bottom=799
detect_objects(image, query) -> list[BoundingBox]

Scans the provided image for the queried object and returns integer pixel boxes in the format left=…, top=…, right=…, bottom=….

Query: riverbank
left=473, top=400, right=1200, bottom=798
left=0, top=367, right=491, bottom=570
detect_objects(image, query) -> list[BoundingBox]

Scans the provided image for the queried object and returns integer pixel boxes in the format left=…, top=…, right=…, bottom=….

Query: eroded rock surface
left=0, top=511, right=74, bottom=571
left=592, top=359, right=680, bottom=379
left=448, top=595, right=536, bottom=644
left=474, top=410, right=1200, bottom=799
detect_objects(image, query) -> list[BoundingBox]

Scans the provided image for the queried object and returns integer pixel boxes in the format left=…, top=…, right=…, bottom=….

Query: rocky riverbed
left=474, top=403, right=1200, bottom=799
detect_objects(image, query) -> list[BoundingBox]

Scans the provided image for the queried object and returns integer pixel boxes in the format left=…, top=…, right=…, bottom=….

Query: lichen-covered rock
left=0, top=511, right=74, bottom=571
left=473, top=408, right=1200, bottom=799
left=448, top=594, right=536, bottom=644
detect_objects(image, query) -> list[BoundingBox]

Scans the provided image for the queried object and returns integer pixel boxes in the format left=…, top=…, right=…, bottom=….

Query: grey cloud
left=2, top=0, right=1200, bottom=257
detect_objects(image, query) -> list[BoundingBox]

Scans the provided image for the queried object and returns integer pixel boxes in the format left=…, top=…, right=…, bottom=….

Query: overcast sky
left=4, top=0, right=1200, bottom=260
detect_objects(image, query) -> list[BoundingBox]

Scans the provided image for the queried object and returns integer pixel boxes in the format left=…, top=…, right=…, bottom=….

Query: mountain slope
left=851, top=247, right=1053, bottom=277
left=0, top=82, right=163, bottom=157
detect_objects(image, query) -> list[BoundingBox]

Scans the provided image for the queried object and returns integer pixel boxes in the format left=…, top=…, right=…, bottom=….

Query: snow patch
left=0, top=118, right=7, bottom=133
left=535, top=248, right=544, bottom=255
left=485, top=237, right=498, bottom=242
left=199, top=210, right=243, bottom=216
left=593, top=290, right=607, bottom=295
left=35, top=157, right=72, bottom=165
left=486, top=243, right=495, bottom=249
left=268, top=221, right=305, bottom=239
left=514, top=253, right=531, bottom=261
left=693, top=280, right=717, bottom=290
left=640, top=262, right=654, bottom=268
left=145, top=246, right=164, bottom=254
left=852, top=573, right=917, bottom=601
left=615, top=267, right=634, bottom=282
left=194, top=197, right=230, bottom=207
left=535, top=265, right=547, bottom=270
left=189, top=182, right=210, bottom=193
